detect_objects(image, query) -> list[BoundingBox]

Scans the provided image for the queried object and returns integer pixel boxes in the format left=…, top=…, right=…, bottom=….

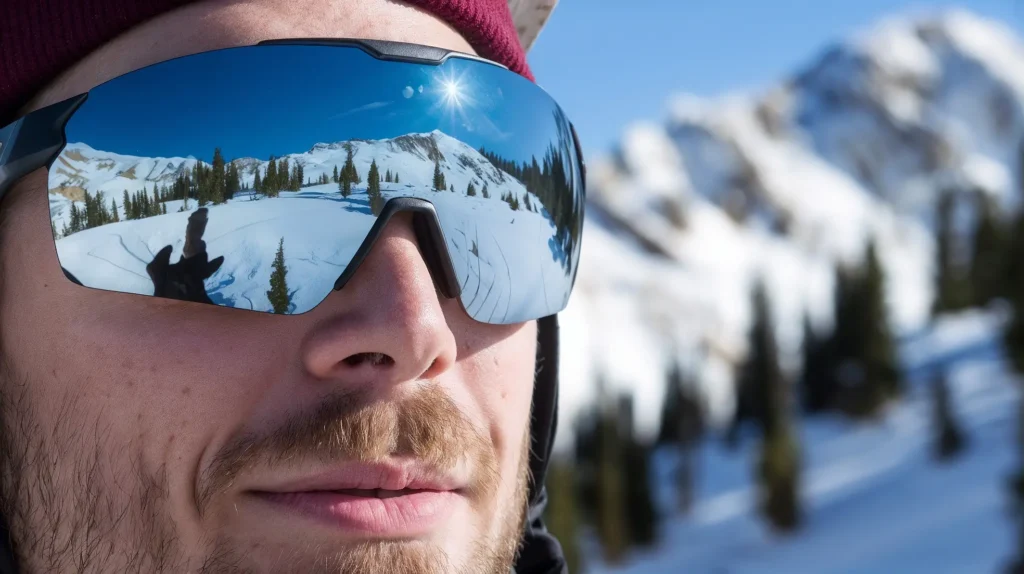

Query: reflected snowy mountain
left=47, top=129, right=577, bottom=323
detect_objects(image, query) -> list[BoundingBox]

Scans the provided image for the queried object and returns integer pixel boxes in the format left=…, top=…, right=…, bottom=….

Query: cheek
left=458, top=321, right=537, bottom=472
left=0, top=174, right=286, bottom=495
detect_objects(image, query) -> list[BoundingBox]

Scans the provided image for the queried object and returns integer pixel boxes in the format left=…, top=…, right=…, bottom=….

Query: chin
left=203, top=535, right=499, bottom=574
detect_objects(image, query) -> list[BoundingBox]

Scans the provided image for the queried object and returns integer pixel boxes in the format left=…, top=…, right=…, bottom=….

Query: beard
left=0, top=354, right=531, bottom=574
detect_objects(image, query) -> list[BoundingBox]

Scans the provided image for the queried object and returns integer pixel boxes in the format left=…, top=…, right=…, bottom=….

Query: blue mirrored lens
left=48, top=44, right=583, bottom=323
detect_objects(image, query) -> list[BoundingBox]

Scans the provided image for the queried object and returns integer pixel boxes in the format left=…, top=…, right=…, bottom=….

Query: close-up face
left=0, top=1, right=547, bottom=572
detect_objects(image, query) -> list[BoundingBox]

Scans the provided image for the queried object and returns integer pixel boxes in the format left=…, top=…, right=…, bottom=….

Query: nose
left=300, top=213, right=458, bottom=385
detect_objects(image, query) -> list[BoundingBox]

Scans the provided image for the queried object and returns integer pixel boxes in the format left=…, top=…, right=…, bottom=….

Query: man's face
left=0, top=1, right=537, bottom=572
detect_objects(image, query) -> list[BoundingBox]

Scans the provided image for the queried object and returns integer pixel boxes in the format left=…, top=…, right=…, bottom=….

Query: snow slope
left=589, top=308, right=1020, bottom=574
left=557, top=9, right=1024, bottom=448
left=49, top=130, right=566, bottom=322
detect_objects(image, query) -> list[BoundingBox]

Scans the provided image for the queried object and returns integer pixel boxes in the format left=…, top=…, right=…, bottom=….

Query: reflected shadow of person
left=147, top=208, right=224, bottom=304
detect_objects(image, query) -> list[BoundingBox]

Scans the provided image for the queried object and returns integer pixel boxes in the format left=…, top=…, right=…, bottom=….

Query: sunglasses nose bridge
left=411, top=210, right=462, bottom=300
left=331, top=198, right=462, bottom=302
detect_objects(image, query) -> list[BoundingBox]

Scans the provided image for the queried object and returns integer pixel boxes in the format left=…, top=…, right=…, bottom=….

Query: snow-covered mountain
left=557, top=9, right=1024, bottom=450
left=49, top=129, right=521, bottom=203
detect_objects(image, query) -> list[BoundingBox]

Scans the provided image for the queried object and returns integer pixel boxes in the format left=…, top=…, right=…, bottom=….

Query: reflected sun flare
left=442, top=79, right=464, bottom=108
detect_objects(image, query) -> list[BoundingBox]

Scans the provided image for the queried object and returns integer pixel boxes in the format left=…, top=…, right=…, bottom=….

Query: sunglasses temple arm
left=0, top=94, right=88, bottom=202
left=0, top=119, right=25, bottom=202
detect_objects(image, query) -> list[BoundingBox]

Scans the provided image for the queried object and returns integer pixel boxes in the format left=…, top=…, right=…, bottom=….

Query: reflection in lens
left=47, top=45, right=583, bottom=323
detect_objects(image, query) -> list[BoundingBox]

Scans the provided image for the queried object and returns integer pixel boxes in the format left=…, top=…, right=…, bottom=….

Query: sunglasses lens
left=47, top=44, right=583, bottom=321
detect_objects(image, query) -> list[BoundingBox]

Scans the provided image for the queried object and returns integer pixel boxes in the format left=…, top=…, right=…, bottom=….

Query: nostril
left=342, top=352, right=395, bottom=367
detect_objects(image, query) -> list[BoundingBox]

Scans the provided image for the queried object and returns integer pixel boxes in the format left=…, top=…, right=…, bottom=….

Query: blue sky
left=68, top=44, right=559, bottom=164
left=528, top=0, right=1024, bottom=159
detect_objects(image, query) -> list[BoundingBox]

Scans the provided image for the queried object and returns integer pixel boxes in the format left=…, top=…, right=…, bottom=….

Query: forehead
left=22, top=0, right=476, bottom=118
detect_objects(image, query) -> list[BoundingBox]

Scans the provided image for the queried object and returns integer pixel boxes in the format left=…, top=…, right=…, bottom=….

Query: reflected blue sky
left=69, top=44, right=560, bottom=164
left=529, top=0, right=1024, bottom=157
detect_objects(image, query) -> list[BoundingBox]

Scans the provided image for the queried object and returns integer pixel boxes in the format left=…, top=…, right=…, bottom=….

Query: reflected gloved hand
left=146, top=208, right=224, bottom=304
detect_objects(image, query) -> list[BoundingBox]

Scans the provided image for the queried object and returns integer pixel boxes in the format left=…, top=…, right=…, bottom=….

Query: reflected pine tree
left=478, top=110, right=583, bottom=271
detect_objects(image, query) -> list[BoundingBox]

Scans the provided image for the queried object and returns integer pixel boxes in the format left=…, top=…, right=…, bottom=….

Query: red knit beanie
left=0, top=0, right=534, bottom=127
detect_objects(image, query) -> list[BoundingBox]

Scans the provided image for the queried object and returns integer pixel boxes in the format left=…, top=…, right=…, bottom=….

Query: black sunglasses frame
left=0, top=38, right=586, bottom=321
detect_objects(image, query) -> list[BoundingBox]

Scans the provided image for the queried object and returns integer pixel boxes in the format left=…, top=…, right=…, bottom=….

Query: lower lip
left=251, top=490, right=461, bottom=536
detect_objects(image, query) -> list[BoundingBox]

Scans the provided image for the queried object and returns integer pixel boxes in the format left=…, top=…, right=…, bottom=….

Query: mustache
left=196, top=383, right=498, bottom=515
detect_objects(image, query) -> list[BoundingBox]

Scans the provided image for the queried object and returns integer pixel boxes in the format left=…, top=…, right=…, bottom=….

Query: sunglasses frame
left=0, top=38, right=586, bottom=322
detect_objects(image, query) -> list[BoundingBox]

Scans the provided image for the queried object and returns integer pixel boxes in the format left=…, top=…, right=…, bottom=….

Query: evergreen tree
left=273, top=158, right=282, bottom=191
left=1007, top=211, right=1024, bottom=375
left=197, top=173, right=210, bottom=206
left=266, top=156, right=278, bottom=197
left=122, top=190, right=131, bottom=221
left=339, top=171, right=351, bottom=198
left=619, top=394, right=658, bottom=548
left=341, top=146, right=360, bottom=189
left=296, top=163, right=304, bottom=191
left=161, top=203, right=167, bottom=215
left=253, top=167, right=262, bottom=194
left=63, top=203, right=79, bottom=236
left=862, top=239, right=902, bottom=401
left=800, top=314, right=834, bottom=413
left=226, top=162, right=240, bottom=200
left=266, top=238, right=290, bottom=314
left=1008, top=144, right=1024, bottom=572
left=758, top=423, right=802, bottom=532
left=82, top=190, right=94, bottom=228
left=351, top=155, right=361, bottom=185
left=934, top=188, right=972, bottom=314
left=657, top=361, right=703, bottom=513
left=433, top=158, right=445, bottom=191
left=92, top=190, right=103, bottom=226
left=211, top=148, right=226, bottom=204
left=340, top=145, right=361, bottom=186
left=111, top=198, right=120, bottom=223
left=746, top=281, right=802, bottom=531
left=450, top=183, right=455, bottom=193
left=481, top=182, right=489, bottom=199
left=332, top=164, right=339, bottom=184
left=394, top=172, right=400, bottom=184
left=524, top=192, right=533, bottom=211
left=970, top=190, right=1007, bottom=307
left=931, top=369, right=966, bottom=461
left=366, top=159, right=384, bottom=216
left=73, top=201, right=84, bottom=232
left=827, top=242, right=902, bottom=418
left=385, top=169, right=392, bottom=183
left=466, top=181, right=476, bottom=197
left=827, top=264, right=859, bottom=406
left=594, top=396, right=629, bottom=563
left=543, top=458, right=583, bottom=574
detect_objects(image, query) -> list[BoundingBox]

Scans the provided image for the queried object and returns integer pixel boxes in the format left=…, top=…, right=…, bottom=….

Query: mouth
left=246, top=463, right=468, bottom=537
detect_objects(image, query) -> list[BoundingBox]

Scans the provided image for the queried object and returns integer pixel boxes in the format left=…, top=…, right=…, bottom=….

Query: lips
left=246, top=461, right=467, bottom=536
